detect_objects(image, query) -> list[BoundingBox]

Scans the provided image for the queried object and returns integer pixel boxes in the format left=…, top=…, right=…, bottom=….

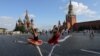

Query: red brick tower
left=66, top=0, right=76, bottom=30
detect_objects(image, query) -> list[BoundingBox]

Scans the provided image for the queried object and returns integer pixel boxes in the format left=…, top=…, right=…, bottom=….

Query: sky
left=0, top=0, right=100, bottom=31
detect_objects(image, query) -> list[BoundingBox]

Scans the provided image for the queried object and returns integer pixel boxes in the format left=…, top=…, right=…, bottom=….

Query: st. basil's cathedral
left=14, top=10, right=34, bottom=33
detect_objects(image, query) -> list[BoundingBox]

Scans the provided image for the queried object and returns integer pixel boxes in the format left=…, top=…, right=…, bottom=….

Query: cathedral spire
left=25, top=10, right=30, bottom=22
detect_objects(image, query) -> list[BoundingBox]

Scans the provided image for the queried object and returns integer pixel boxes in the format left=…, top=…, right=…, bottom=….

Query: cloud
left=29, top=14, right=36, bottom=19
left=65, top=1, right=96, bottom=18
left=0, top=16, right=16, bottom=31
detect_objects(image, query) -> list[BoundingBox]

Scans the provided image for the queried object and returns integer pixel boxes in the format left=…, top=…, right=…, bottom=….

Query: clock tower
left=66, top=0, right=76, bottom=30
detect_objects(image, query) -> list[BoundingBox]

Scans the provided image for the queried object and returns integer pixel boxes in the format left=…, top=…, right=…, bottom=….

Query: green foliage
left=14, top=25, right=25, bottom=33
left=20, top=25, right=25, bottom=33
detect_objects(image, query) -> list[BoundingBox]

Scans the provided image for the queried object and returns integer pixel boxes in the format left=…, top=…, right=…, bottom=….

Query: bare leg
left=48, top=45, right=56, bottom=56
left=36, top=46, right=43, bottom=56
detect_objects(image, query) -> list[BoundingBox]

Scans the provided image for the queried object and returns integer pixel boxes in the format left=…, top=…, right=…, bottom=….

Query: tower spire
left=68, top=0, right=74, bottom=15
left=70, top=0, right=71, bottom=5
left=25, top=10, right=30, bottom=22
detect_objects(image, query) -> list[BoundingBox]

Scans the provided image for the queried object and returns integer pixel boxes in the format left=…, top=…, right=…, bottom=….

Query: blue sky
left=0, top=0, right=100, bottom=31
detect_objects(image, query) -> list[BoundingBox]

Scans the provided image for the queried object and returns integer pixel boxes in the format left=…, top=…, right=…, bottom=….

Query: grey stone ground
left=0, top=32, right=100, bottom=56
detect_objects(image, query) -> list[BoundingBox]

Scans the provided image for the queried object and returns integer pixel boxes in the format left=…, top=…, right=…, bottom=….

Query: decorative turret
left=58, top=20, right=61, bottom=26
left=30, top=18, right=34, bottom=27
left=58, top=20, right=61, bottom=28
left=31, top=19, right=33, bottom=23
left=18, top=17, right=22, bottom=23
left=25, top=10, right=30, bottom=22
left=62, top=21, right=66, bottom=28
